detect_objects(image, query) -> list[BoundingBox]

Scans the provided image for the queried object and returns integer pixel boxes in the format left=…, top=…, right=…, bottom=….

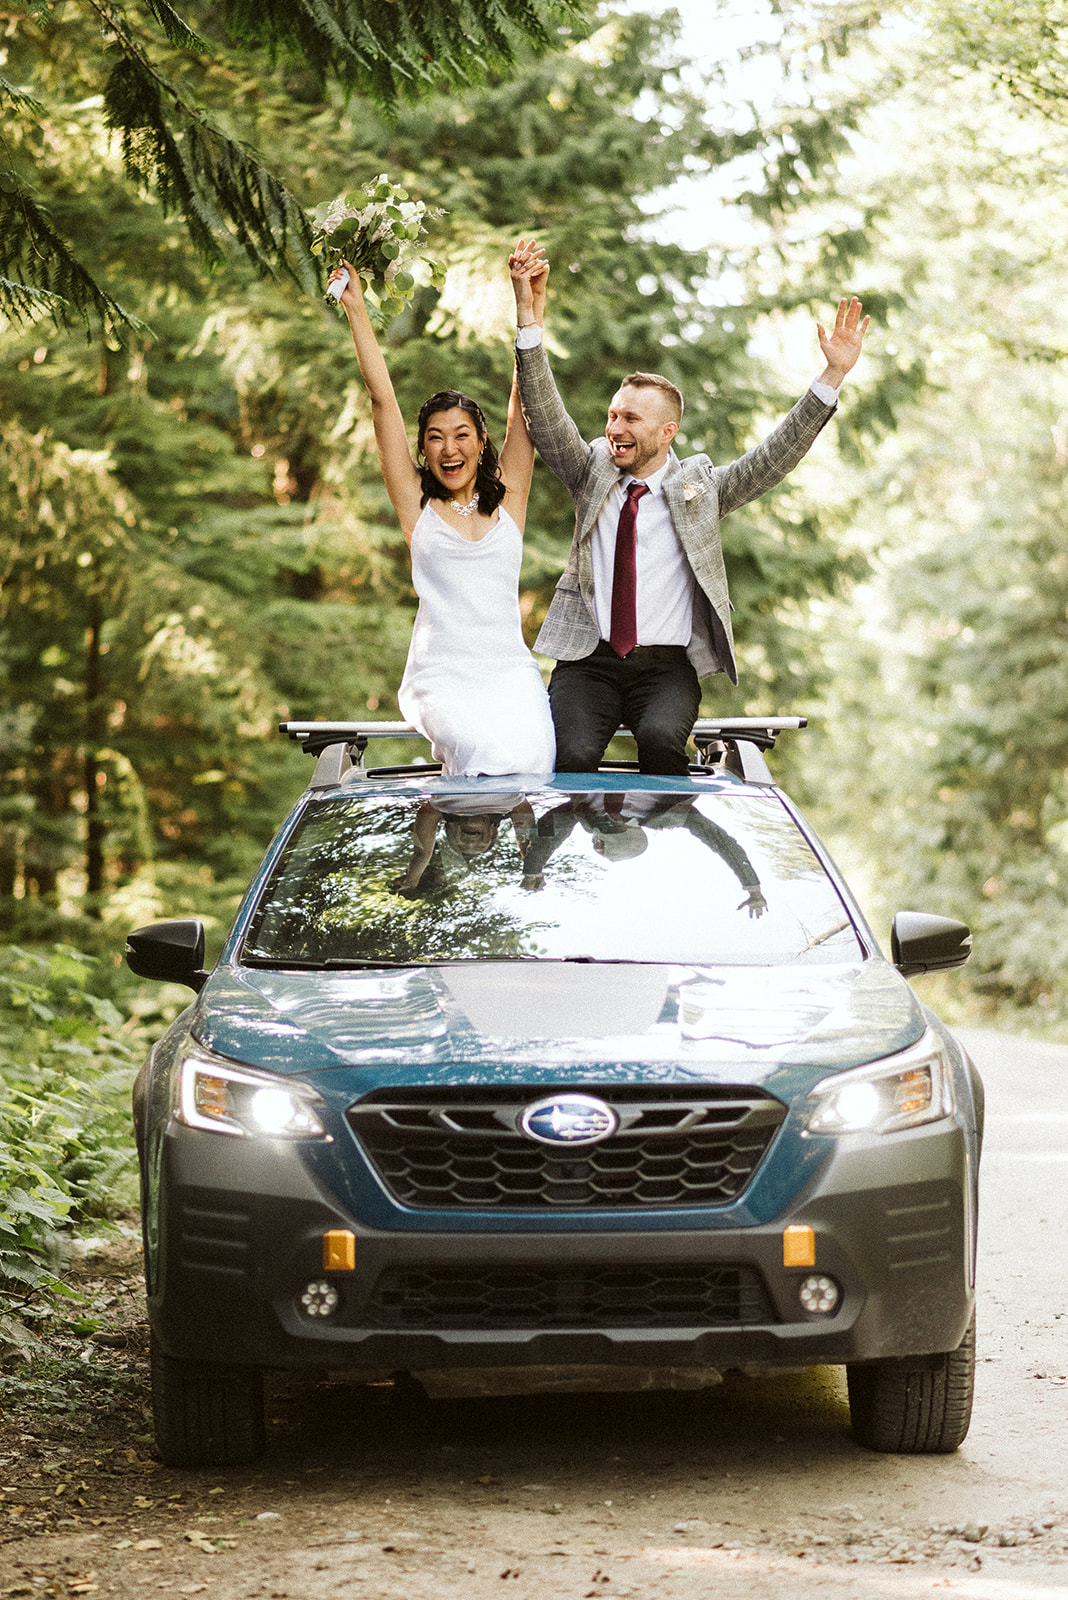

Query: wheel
left=150, top=1335, right=266, bottom=1468
left=846, top=1312, right=975, bottom=1453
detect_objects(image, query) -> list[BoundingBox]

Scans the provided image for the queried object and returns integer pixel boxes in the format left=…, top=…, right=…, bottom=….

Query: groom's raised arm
left=716, top=294, right=870, bottom=519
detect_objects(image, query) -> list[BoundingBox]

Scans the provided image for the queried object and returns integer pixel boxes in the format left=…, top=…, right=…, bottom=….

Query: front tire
left=150, top=1336, right=266, bottom=1468
left=846, top=1312, right=975, bottom=1453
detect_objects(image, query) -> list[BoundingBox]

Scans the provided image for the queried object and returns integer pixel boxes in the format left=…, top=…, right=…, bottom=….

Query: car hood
left=194, top=958, right=928, bottom=1091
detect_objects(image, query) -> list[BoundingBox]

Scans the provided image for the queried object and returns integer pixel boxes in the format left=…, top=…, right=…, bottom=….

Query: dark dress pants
left=549, top=641, right=701, bottom=775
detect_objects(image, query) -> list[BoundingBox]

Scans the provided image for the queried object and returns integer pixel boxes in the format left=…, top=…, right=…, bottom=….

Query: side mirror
left=891, top=911, right=972, bottom=978
left=125, top=919, right=208, bottom=992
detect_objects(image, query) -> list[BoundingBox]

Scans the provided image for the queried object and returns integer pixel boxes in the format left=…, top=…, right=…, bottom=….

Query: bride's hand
left=328, top=258, right=359, bottom=308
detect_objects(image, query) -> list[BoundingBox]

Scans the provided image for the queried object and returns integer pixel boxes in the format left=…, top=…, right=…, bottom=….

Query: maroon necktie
left=609, top=482, right=648, bottom=658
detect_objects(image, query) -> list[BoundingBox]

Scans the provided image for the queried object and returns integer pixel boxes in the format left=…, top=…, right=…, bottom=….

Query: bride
left=329, top=244, right=555, bottom=778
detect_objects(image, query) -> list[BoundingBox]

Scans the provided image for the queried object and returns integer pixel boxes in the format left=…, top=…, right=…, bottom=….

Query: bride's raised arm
left=329, top=260, right=423, bottom=544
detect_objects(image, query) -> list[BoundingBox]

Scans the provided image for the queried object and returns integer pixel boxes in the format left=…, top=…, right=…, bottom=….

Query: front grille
left=366, top=1264, right=775, bottom=1329
left=347, top=1085, right=786, bottom=1210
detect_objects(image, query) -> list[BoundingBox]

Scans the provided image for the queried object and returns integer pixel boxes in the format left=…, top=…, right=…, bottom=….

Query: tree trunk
left=85, top=599, right=105, bottom=911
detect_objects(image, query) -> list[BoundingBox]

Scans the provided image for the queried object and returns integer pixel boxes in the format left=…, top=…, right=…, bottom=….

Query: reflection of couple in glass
left=519, top=793, right=767, bottom=917
left=331, top=240, right=869, bottom=781
left=389, top=790, right=765, bottom=924
left=391, top=797, right=535, bottom=899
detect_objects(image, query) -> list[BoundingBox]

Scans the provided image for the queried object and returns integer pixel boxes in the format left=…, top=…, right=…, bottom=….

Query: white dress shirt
left=591, top=456, right=693, bottom=646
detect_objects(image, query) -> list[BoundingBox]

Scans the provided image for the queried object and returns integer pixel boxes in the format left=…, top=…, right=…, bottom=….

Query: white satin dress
left=398, top=502, right=556, bottom=777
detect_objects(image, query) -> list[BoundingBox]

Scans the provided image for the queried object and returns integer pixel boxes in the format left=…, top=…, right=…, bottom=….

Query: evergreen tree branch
left=0, top=0, right=579, bottom=328
left=91, top=2, right=317, bottom=287
left=0, top=273, right=65, bottom=324
left=0, top=74, right=44, bottom=116
left=218, top=0, right=572, bottom=100
left=0, top=181, right=146, bottom=335
left=138, top=0, right=209, bottom=54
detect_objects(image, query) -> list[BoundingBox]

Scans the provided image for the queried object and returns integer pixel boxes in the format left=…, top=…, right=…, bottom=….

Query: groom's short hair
left=620, top=372, right=684, bottom=424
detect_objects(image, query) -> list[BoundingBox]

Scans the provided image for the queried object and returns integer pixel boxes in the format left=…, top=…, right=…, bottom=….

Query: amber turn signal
left=323, top=1230, right=356, bottom=1271
left=782, top=1224, right=816, bottom=1268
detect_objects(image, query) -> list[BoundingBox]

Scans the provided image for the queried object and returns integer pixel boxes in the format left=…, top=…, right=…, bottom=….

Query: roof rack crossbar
left=279, top=717, right=807, bottom=782
left=281, top=715, right=805, bottom=749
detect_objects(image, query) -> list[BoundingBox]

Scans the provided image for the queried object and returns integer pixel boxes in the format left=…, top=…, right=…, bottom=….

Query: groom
left=509, top=244, right=869, bottom=774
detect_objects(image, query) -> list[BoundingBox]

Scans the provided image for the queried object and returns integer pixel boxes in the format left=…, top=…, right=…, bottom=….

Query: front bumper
left=146, top=1107, right=976, bottom=1373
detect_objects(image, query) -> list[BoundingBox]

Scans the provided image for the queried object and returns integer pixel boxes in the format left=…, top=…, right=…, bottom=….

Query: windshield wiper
left=430, top=955, right=659, bottom=965
left=242, top=956, right=417, bottom=970
left=322, top=958, right=418, bottom=968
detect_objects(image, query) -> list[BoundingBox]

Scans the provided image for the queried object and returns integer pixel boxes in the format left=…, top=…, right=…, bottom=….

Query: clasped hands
left=509, top=237, right=549, bottom=326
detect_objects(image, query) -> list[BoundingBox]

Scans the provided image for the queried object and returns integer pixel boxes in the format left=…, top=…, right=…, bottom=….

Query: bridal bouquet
left=310, top=175, right=445, bottom=318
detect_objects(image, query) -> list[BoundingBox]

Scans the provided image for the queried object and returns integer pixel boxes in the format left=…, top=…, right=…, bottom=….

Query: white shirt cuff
left=515, top=324, right=543, bottom=349
left=810, top=378, right=839, bottom=406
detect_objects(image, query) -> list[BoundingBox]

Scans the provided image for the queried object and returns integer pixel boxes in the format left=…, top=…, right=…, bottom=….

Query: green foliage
left=771, top=0, right=1068, bottom=1024
left=0, top=0, right=584, bottom=331
left=0, top=2, right=883, bottom=950
left=919, top=0, right=1068, bottom=123
left=0, top=49, right=145, bottom=336
left=217, top=0, right=579, bottom=102
left=0, top=1348, right=141, bottom=1416
left=0, top=946, right=140, bottom=1311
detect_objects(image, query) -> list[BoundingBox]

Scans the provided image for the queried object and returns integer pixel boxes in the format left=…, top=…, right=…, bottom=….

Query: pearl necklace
left=450, top=492, right=480, bottom=518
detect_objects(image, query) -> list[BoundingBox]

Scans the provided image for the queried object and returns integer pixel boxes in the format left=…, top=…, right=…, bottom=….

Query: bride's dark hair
left=415, top=390, right=506, bottom=515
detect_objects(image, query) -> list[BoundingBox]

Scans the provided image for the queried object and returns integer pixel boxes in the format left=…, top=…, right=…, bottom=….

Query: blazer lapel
left=662, top=457, right=686, bottom=532
left=577, top=447, right=624, bottom=542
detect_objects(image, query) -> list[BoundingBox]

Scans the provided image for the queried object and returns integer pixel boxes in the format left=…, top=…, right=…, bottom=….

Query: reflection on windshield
left=241, top=789, right=863, bottom=968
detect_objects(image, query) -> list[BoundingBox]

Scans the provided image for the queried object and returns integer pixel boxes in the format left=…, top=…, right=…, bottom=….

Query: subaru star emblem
left=520, top=1094, right=618, bottom=1146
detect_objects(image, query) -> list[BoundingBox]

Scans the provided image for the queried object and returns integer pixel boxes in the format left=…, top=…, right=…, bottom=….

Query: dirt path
left=1, top=1236, right=1066, bottom=1600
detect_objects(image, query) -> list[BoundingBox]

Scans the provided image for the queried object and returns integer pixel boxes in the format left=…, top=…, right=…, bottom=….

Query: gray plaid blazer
left=516, top=342, right=836, bottom=683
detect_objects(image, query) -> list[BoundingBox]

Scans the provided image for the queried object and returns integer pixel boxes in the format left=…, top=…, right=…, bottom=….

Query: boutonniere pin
left=683, top=481, right=701, bottom=502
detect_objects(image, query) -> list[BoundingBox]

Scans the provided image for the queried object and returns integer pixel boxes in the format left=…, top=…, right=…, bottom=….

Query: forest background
left=3, top=0, right=1068, bottom=1309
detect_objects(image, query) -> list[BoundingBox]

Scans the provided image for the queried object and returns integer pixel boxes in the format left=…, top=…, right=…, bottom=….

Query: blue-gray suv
left=126, top=719, right=981, bottom=1468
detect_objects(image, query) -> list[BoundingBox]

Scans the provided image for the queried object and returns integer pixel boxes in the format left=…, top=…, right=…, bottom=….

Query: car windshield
left=241, top=786, right=863, bottom=968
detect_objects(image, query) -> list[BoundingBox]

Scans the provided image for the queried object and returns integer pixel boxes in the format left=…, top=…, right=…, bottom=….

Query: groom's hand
left=817, top=296, right=870, bottom=386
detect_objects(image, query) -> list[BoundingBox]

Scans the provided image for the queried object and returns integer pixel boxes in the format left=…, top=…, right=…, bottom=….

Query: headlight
left=177, top=1049, right=328, bottom=1139
left=804, top=1031, right=954, bottom=1136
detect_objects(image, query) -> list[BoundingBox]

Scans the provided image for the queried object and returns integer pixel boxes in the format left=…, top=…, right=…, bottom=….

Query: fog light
left=300, top=1279, right=340, bottom=1318
left=798, top=1274, right=840, bottom=1315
